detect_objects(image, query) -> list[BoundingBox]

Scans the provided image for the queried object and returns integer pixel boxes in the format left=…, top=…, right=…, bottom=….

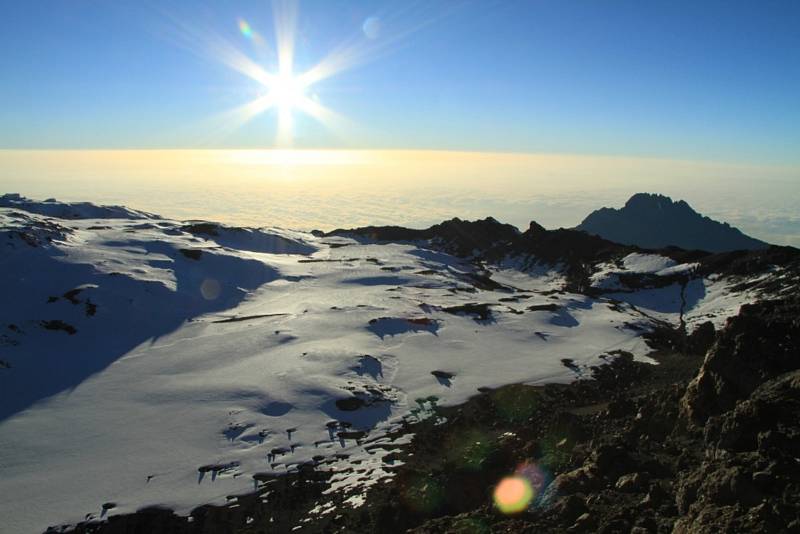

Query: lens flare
left=493, top=476, right=534, bottom=514
left=238, top=19, right=253, bottom=39
left=201, top=278, right=221, bottom=300
left=493, top=461, right=551, bottom=514
left=362, top=16, right=381, bottom=40
left=515, top=461, right=550, bottom=496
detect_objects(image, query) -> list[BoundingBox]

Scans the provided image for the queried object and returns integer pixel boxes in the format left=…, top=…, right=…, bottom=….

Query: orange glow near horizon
left=1, top=149, right=797, bottom=246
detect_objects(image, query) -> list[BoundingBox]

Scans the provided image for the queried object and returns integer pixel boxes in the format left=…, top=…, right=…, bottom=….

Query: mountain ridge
left=576, top=192, right=768, bottom=252
left=325, top=192, right=773, bottom=257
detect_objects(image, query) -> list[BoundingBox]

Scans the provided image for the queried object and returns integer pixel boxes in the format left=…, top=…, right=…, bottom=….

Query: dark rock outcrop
left=328, top=216, right=634, bottom=292
left=325, top=217, right=519, bottom=256
left=488, top=225, right=631, bottom=291
left=681, top=295, right=800, bottom=425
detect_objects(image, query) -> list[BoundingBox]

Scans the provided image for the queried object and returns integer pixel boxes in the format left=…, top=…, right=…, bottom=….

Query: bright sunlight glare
left=164, top=0, right=423, bottom=148
left=162, top=1, right=450, bottom=148
left=269, top=72, right=309, bottom=114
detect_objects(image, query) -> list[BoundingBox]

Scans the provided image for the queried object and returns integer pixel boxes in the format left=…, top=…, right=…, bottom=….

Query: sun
left=255, top=69, right=318, bottom=145
left=267, top=71, right=308, bottom=115
left=182, top=4, right=361, bottom=146
left=171, top=2, right=439, bottom=147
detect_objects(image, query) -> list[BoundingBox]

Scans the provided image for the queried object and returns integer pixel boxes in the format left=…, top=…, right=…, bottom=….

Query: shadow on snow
left=0, top=240, right=279, bottom=422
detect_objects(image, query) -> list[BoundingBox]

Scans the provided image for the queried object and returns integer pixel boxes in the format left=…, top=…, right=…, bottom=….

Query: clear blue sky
left=1, top=0, right=799, bottom=164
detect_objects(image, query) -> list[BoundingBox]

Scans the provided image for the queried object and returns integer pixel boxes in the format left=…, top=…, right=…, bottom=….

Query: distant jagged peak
left=431, top=216, right=519, bottom=235
left=576, top=192, right=768, bottom=253
left=0, top=193, right=159, bottom=220
left=625, top=192, right=691, bottom=211
left=526, top=220, right=547, bottom=235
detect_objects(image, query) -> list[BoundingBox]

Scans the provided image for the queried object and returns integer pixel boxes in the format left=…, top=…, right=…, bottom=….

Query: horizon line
left=1, top=147, right=798, bottom=171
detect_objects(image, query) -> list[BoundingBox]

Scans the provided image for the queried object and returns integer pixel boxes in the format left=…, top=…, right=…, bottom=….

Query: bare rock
left=681, top=297, right=800, bottom=426
left=615, top=472, right=647, bottom=493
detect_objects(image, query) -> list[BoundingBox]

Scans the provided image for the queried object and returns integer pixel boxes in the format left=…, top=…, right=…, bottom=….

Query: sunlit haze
left=1, top=1, right=798, bottom=236
left=2, top=149, right=798, bottom=246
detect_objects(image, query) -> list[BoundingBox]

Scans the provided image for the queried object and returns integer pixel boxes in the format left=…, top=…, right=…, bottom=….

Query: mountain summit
left=576, top=193, right=769, bottom=252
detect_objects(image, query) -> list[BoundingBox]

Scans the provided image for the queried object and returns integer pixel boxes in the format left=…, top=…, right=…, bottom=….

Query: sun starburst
left=163, top=0, right=452, bottom=147
left=221, top=1, right=352, bottom=147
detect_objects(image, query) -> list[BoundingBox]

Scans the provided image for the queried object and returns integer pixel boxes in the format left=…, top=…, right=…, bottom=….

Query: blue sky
left=1, top=0, right=799, bottom=164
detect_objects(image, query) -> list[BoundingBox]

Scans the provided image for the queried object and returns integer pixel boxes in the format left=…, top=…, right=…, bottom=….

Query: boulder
left=681, top=296, right=800, bottom=425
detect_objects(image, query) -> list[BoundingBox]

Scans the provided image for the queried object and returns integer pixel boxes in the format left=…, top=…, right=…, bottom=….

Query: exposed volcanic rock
left=324, top=199, right=796, bottom=297
left=441, top=303, right=493, bottom=322
left=577, top=193, right=769, bottom=252
left=182, top=222, right=221, bottom=236
left=325, top=294, right=800, bottom=534
left=678, top=245, right=800, bottom=280
left=325, top=211, right=800, bottom=305
left=325, top=217, right=520, bottom=256
left=328, top=217, right=637, bottom=291
left=404, top=294, right=800, bottom=534
left=178, top=248, right=203, bottom=260
left=681, top=294, right=800, bottom=425
left=488, top=223, right=634, bottom=291
left=1, top=210, right=73, bottom=248
left=671, top=328, right=800, bottom=533
left=511, top=222, right=628, bottom=266
left=704, top=370, right=800, bottom=456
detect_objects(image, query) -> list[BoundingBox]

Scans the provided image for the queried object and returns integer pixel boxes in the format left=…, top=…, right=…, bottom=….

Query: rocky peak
left=526, top=220, right=547, bottom=235
left=624, top=193, right=692, bottom=214
left=577, top=193, right=768, bottom=252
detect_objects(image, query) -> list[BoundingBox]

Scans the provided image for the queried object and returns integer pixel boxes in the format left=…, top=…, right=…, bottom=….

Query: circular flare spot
left=238, top=19, right=253, bottom=39
left=362, top=17, right=381, bottom=39
left=493, top=476, right=534, bottom=514
left=200, top=278, right=221, bottom=300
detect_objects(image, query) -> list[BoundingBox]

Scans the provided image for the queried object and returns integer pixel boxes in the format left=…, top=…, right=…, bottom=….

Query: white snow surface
left=590, top=253, right=766, bottom=330
left=0, top=192, right=157, bottom=220
left=590, top=252, right=699, bottom=291
left=622, top=253, right=676, bottom=273
left=0, top=199, right=776, bottom=532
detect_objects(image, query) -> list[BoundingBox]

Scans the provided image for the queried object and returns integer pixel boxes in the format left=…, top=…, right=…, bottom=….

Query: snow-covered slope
left=0, top=196, right=789, bottom=533
left=0, top=192, right=158, bottom=220
left=590, top=252, right=699, bottom=290
left=586, top=250, right=784, bottom=330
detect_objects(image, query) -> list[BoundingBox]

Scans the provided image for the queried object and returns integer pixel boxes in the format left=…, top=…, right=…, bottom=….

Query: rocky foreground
left=65, top=279, right=800, bottom=533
